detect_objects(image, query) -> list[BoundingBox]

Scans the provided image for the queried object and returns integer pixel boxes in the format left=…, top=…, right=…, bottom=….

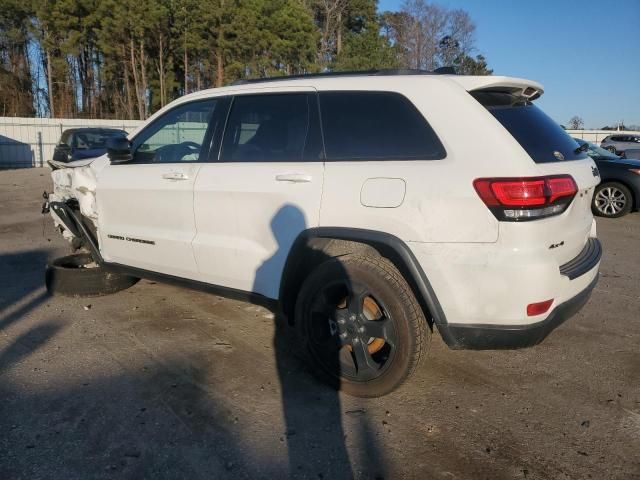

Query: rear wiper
left=574, top=142, right=589, bottom=154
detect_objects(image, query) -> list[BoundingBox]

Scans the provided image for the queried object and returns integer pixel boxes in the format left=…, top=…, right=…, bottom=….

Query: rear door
left=97, top=99, right=221, bottom=278
left=192, top=89, right=324, bottom=298
left=473, top=90, right=600, bottom=264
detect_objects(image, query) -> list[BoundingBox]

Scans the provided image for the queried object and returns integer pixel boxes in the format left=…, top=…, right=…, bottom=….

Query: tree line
left=0, top=0, right=492, bottom=120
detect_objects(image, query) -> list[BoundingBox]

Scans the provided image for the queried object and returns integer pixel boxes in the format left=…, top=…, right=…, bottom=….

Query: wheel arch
left=279, top=227, right=447, bottom=330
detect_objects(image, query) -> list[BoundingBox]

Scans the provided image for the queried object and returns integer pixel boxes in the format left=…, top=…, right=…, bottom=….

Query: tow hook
left=41, top=191, right=50, bottom=214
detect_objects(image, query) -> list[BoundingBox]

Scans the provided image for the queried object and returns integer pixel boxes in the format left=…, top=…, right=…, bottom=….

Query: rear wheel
left=296, top=254, right=430, bottom=397
left=605, top=145, right=617, bottom=154
left=592, top=182, right=633, bottom=218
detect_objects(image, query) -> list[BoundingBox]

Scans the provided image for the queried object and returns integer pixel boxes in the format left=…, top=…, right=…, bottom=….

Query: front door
left=192, top=89, right=324, bottom=298
left=97, top=99, right=222, bottom=278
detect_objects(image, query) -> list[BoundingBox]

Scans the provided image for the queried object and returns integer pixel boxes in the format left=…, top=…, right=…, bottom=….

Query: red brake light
left=490, top=179, right=546, bottom=206
left=474, top=175, right=578, bottom=221
left=527, top=299, right=553, bottom=316
left=547, top=177, right=578, bottom=203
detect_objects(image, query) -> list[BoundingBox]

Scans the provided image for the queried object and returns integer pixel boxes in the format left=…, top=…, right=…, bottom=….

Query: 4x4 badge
left=592, top=166, right=600, bottom=177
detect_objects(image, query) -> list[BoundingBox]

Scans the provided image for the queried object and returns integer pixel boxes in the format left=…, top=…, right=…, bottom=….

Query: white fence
left=0, top=117, right=143, bottom=169
left=1, top=116, right=638, bottom=169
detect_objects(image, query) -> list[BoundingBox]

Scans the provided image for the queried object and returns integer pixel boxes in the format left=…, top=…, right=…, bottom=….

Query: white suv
left=45, top=70, right=602, bottom=397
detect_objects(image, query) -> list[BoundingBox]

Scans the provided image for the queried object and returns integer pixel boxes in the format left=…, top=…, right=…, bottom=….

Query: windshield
left=575, top=139, right=619, bottom=160
left=75, top=130, right=126, bottom=150
left=472, top=91, right=588, bottom=163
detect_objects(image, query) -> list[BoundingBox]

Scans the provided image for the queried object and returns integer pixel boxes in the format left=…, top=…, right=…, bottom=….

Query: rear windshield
left=472, top=91, right=587, bottom=163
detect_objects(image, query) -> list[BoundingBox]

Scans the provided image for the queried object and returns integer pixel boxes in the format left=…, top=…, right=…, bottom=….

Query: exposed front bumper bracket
left=49, top=201, right=103, bottom=264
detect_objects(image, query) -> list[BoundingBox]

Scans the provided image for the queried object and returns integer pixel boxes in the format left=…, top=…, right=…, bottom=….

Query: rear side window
left=473, top=91, right=587, bottom=163
left=319, top=91, right=446, bottom=161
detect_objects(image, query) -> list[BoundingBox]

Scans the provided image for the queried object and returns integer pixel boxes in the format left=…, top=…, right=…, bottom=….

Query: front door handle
left=162, top=172, right=189, bottom=181
left=275, top=173, right=312, bottom=183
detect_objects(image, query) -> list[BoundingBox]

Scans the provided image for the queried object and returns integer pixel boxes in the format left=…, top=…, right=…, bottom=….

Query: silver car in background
left=601, top=134, right=640, bottom=155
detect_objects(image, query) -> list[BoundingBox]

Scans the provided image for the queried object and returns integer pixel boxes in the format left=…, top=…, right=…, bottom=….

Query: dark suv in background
left=52, top=128, right=127, bottom=164
left=575, top=138, right=640, bottom=218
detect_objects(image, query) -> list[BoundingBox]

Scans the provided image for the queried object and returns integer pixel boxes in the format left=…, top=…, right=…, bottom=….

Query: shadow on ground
left=0, top=249, right=387, bottom=478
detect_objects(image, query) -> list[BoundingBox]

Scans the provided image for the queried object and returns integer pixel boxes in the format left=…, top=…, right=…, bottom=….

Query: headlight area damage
left=43, top=156, right=141, bottom=298
left=44, top=156, right=109, bottom=260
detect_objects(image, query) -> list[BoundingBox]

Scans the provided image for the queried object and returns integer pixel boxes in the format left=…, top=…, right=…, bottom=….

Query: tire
left=605, top=145, right=617, bottom=154
left=592, top=182, right=633, bottom=218
left=45, top=253, right=139, bottom=297
left=295, top=254, right=430, bottom=397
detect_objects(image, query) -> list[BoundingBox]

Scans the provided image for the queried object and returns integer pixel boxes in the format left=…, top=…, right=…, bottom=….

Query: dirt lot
left=0, top=168, right=638, bottom=480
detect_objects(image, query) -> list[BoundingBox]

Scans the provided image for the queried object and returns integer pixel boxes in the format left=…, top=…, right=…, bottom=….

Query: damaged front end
left=44, top=156, right=109, bottom=261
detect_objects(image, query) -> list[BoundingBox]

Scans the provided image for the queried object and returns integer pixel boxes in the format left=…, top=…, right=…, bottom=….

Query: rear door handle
left=162, top=172, right=189, bottom=181
left=275, top=173, right=312, bottom=183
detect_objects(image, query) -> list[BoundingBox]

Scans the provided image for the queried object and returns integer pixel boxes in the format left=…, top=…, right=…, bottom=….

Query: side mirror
left=106, top=136, right=133, bottom=164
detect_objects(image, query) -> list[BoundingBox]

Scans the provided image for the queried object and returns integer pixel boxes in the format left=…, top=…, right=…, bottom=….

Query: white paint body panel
left=192, top=161, right=323, bottom=298
left=96, top=163, right=201, bottom=278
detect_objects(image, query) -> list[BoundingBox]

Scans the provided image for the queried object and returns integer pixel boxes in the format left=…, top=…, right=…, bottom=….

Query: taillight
left=474, top=175, right=578, bottom=221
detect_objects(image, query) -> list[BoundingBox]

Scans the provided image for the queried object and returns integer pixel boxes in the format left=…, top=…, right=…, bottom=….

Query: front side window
left=319, top=91, right=446, bottom=161
left=220, top=94, right=312, bottom=162
left=131, top=100, right=217, bottom=163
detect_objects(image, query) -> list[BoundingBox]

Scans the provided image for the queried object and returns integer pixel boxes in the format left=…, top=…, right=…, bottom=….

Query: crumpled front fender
left=49, top=155, right=109, bottom=240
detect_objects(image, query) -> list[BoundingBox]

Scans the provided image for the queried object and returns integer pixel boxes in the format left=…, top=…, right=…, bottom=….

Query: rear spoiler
left=449, top=75, right=544, bottom=101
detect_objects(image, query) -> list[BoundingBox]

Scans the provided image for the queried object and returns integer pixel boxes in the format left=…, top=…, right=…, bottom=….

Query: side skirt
left=102, top=262, right=278, bottom=312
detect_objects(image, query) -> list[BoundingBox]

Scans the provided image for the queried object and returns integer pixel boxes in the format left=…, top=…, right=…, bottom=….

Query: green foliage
left=456, top=54, right=493, bottom=76
left=333, top=26, right=399, bottom=71
left=0, top=0, right=490, bottom=119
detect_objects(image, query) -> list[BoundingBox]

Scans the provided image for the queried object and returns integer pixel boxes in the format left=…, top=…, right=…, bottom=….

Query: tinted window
left=73, top=130, right=126, bottom=150
left=131, top=100, right=217, bottom=163
left=60, top=131, right=72, bottom=146
left=473, top=91, right=587, bottom=163
left=319, top=91, right=445, bottom=161
left=220, top=94, right=313, bottom=162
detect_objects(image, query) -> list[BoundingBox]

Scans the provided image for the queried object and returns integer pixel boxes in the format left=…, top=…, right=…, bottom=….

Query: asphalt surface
left=0, top=168, right=638, bottom=480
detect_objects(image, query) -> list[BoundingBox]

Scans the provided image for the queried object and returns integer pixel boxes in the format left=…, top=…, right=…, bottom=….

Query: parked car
left=600, top=134, right=640, bottom=155
left=43, top=70, right=601, bottom=397
left=52, top=128, right=127, bottom=164
left=574, top=138, right=640, bottom=217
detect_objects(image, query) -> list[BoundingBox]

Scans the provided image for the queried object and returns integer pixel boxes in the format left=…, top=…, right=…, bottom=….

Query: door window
left=220, top=94, right=314, bottom=162
left=131, top=100, right=217, bottom=163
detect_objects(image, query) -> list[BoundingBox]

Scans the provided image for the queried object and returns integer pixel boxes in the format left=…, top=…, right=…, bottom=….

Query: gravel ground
left=0, top=168, right=638, bottom=480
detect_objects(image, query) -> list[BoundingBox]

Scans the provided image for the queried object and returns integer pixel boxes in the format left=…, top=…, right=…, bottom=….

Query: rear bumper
left=437, top=274, right=598, bottom=350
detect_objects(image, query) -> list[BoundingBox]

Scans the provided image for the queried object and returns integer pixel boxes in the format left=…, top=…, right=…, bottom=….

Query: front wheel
left=592, top=182, right=633, bottom=218
left=296, top=254, right=430, bottom=397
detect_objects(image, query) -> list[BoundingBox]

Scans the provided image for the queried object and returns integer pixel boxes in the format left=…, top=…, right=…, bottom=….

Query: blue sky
left=378, top=0, right=640, bottom=128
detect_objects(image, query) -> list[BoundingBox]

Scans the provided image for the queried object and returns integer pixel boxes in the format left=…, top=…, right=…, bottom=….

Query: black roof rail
left=231, top=67, right=457, bottom=86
